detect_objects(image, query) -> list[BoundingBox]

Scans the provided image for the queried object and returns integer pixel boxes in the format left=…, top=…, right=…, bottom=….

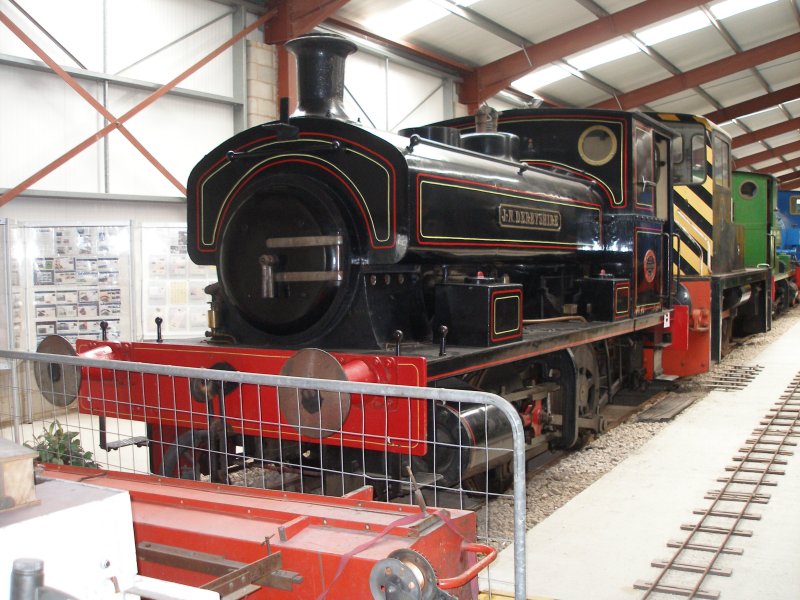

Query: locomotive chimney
left=475, top=104, right=498, bottom=133
left=285, top=33, right=356, bottom=120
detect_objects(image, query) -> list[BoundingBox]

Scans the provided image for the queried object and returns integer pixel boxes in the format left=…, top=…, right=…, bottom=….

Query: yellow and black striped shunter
left=651, top=113, right=770, bottom=372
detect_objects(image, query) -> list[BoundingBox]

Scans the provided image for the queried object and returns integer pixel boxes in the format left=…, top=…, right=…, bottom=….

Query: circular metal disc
left=387, top=549, right=438, bottom=600
left=34, top=335, right=80, bottom=407
left=369, top=557, right=422, bottom=600
left=278, top=348, right=351, bottom=439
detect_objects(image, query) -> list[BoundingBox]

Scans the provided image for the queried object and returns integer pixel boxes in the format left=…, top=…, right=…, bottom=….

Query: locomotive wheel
left=573, top=344, right=600, bottom=424
left=540, top=345, right=600, bottom=450
left=162, top=430, right=210, bottom=481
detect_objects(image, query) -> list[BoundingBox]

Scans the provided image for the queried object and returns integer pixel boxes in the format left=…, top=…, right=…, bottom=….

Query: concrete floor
left=481, top=319, right=800, bottom=600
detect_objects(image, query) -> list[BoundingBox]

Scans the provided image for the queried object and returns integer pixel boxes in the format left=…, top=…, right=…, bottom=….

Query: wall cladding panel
left=107, top=85, right=233, bottom=196
left=0, top=0, right=104, bottom=70
left=0, top=66, right=103, bottom=193
left=105, top=0, right=234, bottom=96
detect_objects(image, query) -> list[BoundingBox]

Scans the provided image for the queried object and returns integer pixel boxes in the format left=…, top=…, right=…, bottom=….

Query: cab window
left=712, top=134, right=730, bottom=189
left=691, top=135, right=706, bottom=183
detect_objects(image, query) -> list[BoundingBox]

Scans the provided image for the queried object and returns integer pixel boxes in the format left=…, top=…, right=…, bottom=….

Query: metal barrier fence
left=0, top=347, right=527, bottom=599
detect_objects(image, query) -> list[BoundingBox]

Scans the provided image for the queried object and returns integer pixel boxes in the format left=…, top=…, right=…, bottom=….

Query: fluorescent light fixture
left=636, top=10, right=710, bottom=46
left=711, top=0, right=780, bottom=20
left=363, top=0, right=479, bottom=39
left=567, top=38, right=639, bottom=71
left=511, top=65, right=570, bottom=93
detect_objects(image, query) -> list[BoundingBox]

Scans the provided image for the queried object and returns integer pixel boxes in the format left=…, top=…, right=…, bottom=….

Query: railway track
left=634, top=371, right=800, bottom=599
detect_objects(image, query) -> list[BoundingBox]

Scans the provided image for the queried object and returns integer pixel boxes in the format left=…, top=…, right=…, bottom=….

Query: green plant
left=26, top=420, right=98, bottom=468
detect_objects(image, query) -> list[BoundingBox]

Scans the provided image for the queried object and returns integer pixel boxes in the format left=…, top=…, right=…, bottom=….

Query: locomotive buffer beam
left=137, top=542, right=302, bottom=597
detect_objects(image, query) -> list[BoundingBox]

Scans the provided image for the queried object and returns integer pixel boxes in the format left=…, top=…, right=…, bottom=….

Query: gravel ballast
left=482, top=305, right=800, bottom=546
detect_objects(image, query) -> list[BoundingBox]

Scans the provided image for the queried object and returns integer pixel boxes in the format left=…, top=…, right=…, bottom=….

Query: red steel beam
left=758, top=156, right=800, bottom=175
left=704, top=82, right=800, bottom=124
left=0, top=9, right=276, bottom=208
left=734, top=140, right=800, bottom=169
left=0, top=12, right=186, bottom=196
left=732, top=117, right=800, bottom=149
left=265, top=0, right=351, bottom=44
left=733, top=141, right=800, bottom=169
left=779, top=173, right=800, bottom=190
left=327, top=16, right=472, bottom=76
left=460, top=0, right=709, bottom=108
left=592, top=32, right=800, bottom=110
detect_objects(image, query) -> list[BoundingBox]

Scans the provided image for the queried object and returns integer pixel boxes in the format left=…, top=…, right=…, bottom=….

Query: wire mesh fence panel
left=0, top=346, right=528, bottom=598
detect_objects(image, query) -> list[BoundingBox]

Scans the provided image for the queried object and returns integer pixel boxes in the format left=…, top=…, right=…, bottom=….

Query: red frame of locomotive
left=75, top=339, right=431, bottom=457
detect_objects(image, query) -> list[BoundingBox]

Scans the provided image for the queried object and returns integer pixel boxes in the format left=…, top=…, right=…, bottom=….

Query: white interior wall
left=344, top=51, right=453, bottom=133
left=0, top=0, right=240, bottom=216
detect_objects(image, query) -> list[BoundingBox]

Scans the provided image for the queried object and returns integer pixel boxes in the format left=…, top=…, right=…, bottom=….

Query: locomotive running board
left=425, top=310, right=669, bottom=381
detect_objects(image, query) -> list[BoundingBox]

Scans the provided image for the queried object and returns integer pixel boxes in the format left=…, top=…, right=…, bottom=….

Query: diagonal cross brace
left=0, top=8, right=276, bottom=208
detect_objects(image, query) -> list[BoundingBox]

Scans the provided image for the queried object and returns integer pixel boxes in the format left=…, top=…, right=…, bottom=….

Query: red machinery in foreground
left=43, top=465, right=493, bottom=600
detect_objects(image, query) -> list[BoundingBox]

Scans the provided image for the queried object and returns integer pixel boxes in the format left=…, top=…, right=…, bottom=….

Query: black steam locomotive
left=50, top=33, right=677, bottom=494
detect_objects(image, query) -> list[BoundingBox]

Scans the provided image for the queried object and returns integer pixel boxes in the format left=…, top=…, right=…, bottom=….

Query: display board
left=139, top=224, right=216, bottom=340
left=21, top=224, right=132, bottom=349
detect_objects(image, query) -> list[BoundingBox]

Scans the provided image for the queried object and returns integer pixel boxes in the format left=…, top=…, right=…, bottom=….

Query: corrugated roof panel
left=763, top=132, right=800, bottom=147
left=715, top=1, right=796, bottom=50
left=737, top=108, right=791, bottom=130
left=476, top=0, right=595, bottom=43
left=594, top=0, right=647, bottom=13
left=538, top=75, right=611, bottom=107
left=644, top=28, right=733, bottom=72
left=582, top=52, right=672, bottom=93
left=646, top=89, right=717, bottom=116
left=335, top=0, right=408, bottom=23
left=733, top=142, right=765, bottom=156
left=700, top=73, right=768, bottom=108
left=406, top=16, right=519, bottom=66
left=759, top=55, right=800, bottom=90
left=784, top=99, right=800, bottom=118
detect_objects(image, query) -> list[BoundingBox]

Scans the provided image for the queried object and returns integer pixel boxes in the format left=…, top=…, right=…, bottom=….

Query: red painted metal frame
left=705, top=83, right=800, bottom=125
left=733, top=117, right=800, bottom=150
left=662, top=280, right=711, bottom=377
left=734, top=141, right=800, bottom=170
left=759, top=155, right=800, bottom=176
left=0, top=8, right=277, bottom=208
left=74, top=340, right=429, bottom=456
left=43, top=465, right=482, bottom=599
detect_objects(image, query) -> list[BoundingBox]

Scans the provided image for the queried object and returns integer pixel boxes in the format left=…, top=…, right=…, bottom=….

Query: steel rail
left=636, top=371, right=800, bottom=599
